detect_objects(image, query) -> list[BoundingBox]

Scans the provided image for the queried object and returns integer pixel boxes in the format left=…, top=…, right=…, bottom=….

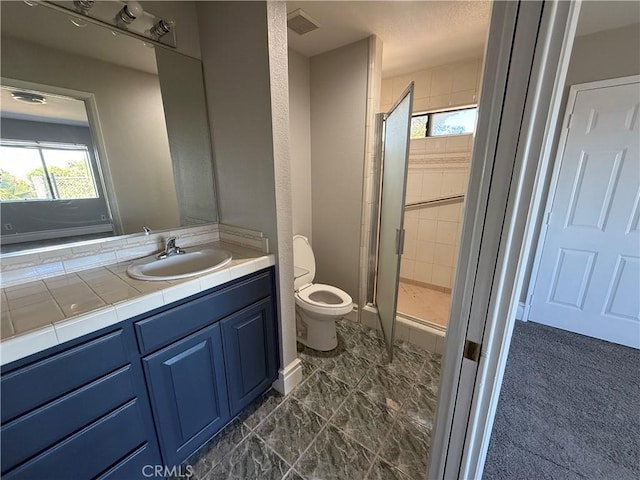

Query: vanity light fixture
left=115, top=0, right=143, bottom=28
left=148, top=18, right=175, bottom=40
left=11, top=91, right=47, bottom=105
left=73, top=0, right=94, bottom=14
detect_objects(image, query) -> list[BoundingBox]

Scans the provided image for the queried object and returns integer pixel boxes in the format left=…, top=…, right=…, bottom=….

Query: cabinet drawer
left=97, top=443, right=158, bottom=480
left=135, top=270, right=273, bottom=354
left=3, top=399, right=147, bottom=480
left=1, top=329, right=128, bottom=423
left=1, top=366, right=136, bottom=473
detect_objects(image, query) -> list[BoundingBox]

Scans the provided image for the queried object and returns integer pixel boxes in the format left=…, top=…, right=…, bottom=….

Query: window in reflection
left=0, top=142, right=98, bottom=201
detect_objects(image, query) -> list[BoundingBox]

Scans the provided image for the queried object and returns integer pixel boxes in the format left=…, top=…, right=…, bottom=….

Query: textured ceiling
left=286, top=0, right=640, bottom=78
left=286, top=1, right=492, bottom=77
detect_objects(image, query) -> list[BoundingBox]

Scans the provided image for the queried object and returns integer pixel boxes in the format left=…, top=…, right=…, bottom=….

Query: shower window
left=409, top=106, right=478, bottom=139
left=411, top=114, right=429, bottom=138
left=429, top=108, right=478, bottom=136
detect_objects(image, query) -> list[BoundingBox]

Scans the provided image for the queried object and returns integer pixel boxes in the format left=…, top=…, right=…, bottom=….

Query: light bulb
left=126, top=1, right=143, bottom=18
left=116, top=0, right=143, bottom=26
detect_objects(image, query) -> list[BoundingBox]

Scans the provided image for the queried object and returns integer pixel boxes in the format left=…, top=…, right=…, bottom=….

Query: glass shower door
left=376, top=83, right=414, bottom=359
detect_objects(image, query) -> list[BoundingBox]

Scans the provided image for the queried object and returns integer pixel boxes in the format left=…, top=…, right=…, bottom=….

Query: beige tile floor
left=397, top=281, right=451, bottom=328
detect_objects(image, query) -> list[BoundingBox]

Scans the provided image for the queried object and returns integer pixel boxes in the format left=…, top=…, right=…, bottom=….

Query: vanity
left=0, top=241, right=279, bottom=479
left=0, top=2, right=290, bottom=478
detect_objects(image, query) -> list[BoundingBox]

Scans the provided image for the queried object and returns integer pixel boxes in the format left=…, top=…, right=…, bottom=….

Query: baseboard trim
left=516, top=302, right=526, bottom=321
left=272, top=357, right=303, bottom=395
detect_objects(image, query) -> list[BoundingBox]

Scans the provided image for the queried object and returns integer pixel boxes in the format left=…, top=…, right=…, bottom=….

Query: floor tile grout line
left=244, top=389, right=291, bottom=433
left=253, top=434, right=297, bottom=476
left=315, top=363, right=383, bottom=476
left=190, top=418, right=254, bottom=479
left=289, top=420, right=332, bottom=478
left=287, top=359, right=381, bottom=479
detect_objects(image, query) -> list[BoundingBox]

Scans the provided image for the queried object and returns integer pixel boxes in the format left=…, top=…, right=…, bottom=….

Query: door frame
left=522, top=74, right=640, bottom=322
left=429, top=1, right=583, bottom=478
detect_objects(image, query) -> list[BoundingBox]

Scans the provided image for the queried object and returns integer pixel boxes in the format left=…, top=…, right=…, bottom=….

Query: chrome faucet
left=157, top=236, right=185, bottom=259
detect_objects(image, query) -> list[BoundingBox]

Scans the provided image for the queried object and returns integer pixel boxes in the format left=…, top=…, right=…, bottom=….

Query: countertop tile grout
left=0, top=241, right=275, bottom=365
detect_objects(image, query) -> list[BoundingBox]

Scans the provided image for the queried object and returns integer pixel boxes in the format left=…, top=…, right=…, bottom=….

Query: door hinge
left=463, top=340, right=482, bottom=363
left=567, top=113, right=574, bottom=130
left=544, top=211, right=552, bottom=225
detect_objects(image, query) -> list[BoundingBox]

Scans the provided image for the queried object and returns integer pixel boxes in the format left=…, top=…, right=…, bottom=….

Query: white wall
left=1, top=36, right=180, bottom=234
left=566, top=23, right=640, bottom=86
left=288, top=49, right=312, bottom=241
left=521, top=23, right=640, bottom=303
left=197, top=2, right=276, bottom=241
left=310, top=39, right=369, bottom=300
left=197, top=1, right=298, bottom=390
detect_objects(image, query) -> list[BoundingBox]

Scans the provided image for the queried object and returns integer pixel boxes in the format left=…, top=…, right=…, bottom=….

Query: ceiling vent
left=287, top=9, right=320, bottom=36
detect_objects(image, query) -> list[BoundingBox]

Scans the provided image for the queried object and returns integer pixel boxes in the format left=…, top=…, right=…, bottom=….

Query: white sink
left=127, top=248, right=233, bottom=281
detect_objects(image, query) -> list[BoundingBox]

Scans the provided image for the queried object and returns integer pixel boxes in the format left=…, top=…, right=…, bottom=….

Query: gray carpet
left=483, top=321, right=640, bottom=480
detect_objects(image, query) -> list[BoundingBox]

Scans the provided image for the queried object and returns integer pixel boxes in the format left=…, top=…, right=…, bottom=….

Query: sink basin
left=127, top=248, right=233, bottom=281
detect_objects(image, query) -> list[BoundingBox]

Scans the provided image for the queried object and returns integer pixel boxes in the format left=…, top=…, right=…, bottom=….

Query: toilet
left=293, top=235, right=353, bottom=351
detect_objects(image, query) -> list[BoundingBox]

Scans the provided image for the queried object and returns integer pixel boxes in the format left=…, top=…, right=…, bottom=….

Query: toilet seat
left=295, top=283, right=353, bottom=316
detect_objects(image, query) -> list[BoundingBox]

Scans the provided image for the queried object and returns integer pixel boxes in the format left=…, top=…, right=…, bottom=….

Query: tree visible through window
left=0, top=141, right=98, bottom=202
left=410, top=107, right=478, bottom=139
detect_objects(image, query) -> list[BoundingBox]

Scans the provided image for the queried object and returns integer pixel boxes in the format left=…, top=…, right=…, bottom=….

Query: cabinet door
left=221, top=298, right=278, bottom=416
left=143, top=323, right=230, bottom=467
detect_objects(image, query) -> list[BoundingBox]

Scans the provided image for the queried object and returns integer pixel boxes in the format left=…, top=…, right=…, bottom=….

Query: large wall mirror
left=0, top=1, right=218, bottom=255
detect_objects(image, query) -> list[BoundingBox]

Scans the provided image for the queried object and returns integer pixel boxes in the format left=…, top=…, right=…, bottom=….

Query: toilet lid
left=293, top=235, right=315, bottom=290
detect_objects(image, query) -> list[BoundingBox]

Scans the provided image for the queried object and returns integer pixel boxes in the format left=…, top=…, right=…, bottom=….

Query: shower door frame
left=373, top=83, right=414, bottom=359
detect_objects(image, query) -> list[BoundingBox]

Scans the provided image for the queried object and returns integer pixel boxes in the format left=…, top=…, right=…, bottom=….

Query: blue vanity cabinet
left=221, top=297, right=278, bottom=416
left=0, top=328, right=161, bottom=480
left=138, top=267, right=279, bottom=467
left=0, top=266, right=280, bottom=478
left=142, top=322, right=230, bottom=467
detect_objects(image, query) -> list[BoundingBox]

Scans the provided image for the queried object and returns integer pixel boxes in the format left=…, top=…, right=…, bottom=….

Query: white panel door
left=529, top=81, right=640, bottom=348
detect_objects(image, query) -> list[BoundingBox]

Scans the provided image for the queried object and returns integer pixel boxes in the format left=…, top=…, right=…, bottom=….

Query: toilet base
left=296, top=308, right=338, bottom=351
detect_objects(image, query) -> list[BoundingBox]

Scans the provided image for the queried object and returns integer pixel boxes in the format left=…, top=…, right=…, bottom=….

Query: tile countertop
left=0, top=241, right=275, bottom=366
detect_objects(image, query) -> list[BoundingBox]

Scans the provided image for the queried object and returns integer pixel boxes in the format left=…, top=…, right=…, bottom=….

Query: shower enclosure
left=369, top=119, right=474, bottom=347
left=371, top=83, right=414, bottom=358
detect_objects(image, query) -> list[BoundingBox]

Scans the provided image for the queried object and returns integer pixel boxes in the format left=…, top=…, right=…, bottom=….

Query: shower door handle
left=395, top=228, right=405, bottom=255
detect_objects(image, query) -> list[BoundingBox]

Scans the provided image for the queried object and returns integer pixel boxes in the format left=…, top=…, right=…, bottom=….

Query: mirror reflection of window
left=0, top=84, right=113, bottom=247
left=0, top=142, right=98, bottom=201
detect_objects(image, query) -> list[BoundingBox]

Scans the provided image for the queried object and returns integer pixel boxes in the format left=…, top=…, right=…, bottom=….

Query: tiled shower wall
left=357, top=36, right=383, bottom=315
left=401, top=136, right=472, bottom=289
left=380, top=58, right=483, bottom=113
left=381, top=58, right=483, bottom=290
